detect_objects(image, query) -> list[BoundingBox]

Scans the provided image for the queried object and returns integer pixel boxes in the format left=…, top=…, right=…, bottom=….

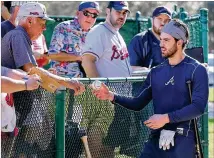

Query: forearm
left=1, top=5, right=10, bottom=20
left=1, top=76, right=26, bottom=93
left=168, top=102, right=207, bottom=123
left=82, top=61, right=99, bottom=77
left=2, top=67, right=27, bottom=80
left=8, top=69, right=27, bottom=80
left=112, top=86, right=152, bottom=111
left=29, top=67, right=70, bottom=86
left=47, top=52, right=81, bottom=62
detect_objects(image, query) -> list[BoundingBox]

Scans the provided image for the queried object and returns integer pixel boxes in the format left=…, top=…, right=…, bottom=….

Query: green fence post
left=179, top=7, right=188, bottom=21
left=200, top=8, right=209, bottom=158
left=172, top=5, right=178, bottom=18
left=200, top=8, right=209, bottom=63
left=136, top=11, right=141, bottom=33
left=56, top=89, right=66, bottom=158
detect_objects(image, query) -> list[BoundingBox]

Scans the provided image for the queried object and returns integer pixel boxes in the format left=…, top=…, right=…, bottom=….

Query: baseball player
left=91, top=19, right=209, bottom=158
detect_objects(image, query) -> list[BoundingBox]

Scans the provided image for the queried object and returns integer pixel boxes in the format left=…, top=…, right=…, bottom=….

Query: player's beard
left=162, top=42, right=178, bottom=58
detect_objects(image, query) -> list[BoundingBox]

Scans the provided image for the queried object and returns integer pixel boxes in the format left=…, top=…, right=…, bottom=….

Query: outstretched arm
left=92, top=72, right=152, bottom=111
left=21, top=62, right=85, bottom=95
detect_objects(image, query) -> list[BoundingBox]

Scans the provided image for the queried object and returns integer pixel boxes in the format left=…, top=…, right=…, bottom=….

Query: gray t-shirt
left=82, top=22, right=131, bottom=77
left=1, top=26, right=37, bottom=69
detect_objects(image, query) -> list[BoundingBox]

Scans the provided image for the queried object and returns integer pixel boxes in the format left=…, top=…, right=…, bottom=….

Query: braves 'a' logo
left=165, top=76, right=175, bottom=86
left=111, top=45, right=128, bottom=61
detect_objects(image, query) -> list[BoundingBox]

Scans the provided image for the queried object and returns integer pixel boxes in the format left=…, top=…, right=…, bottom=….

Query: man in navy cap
left=47, top=1, right=100, bottom=79
left=128, top=6, right=172, bottom=71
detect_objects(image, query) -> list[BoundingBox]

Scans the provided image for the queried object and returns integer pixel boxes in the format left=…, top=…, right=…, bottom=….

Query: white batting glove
left=159, top=129, right=175, bottom=150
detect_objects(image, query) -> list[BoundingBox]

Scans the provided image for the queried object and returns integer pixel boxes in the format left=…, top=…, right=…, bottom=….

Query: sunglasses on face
left=82, top=10, right=98, bottom=19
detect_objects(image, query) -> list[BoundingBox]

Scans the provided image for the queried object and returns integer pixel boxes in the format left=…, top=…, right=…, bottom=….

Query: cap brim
left=81, top=8, right=100, bottom=13
left=113, top=6, right=130, bottom=13
left=153, top=13, right=171, bottom=19
left=41, top=16, right=55, bottom=22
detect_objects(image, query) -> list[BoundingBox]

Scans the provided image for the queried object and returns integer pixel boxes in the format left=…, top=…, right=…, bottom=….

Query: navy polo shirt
left=128, top=29, right=165, bottom=68
left=1, top=26, right=37, bottom=69
left=1, top=20, right=15, bottom=38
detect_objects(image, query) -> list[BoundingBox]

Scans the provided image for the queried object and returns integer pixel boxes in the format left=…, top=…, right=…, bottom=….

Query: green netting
left=185, top=17, right=202, bottom=49
left=64, top=79, right=153, bottom=158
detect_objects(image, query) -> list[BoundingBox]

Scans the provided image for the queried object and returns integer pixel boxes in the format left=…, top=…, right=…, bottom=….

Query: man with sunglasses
left=91, top=19, right=208, bottom=158
left=47, top=1, right=100, bottom=78
left=82, top=1, right=133, bottom=157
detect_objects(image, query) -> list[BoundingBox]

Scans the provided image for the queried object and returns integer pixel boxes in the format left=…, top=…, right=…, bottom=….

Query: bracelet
left=25, top=81, right=28, bottom=90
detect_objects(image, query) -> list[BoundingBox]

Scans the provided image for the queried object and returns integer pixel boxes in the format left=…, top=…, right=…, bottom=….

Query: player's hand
left=63, top=78, right=85, bottom=96
left=26, top=74, right=41, bottom=90
left=91, top=83, right=114, bottom=101
left=144, top=114, right=169, bottom=129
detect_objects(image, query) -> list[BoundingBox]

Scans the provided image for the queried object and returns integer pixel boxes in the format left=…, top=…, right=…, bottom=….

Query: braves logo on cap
left=119, top=1, right=127, bottom=6
left=90, top=2, right=97, bottom=7
left=30, top=12, right=39, bottom=15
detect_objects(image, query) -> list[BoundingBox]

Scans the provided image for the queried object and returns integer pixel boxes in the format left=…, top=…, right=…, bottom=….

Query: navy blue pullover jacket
left=128, top=29, right=165, bottom=68
left=113, top=56, right=209, bottom=132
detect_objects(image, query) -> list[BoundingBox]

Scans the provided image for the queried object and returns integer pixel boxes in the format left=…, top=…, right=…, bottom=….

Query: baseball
left=91, top=80, right=102, bottom=90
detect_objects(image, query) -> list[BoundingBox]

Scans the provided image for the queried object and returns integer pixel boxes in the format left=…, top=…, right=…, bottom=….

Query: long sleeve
left=168, top=65, right=209, bottom=123
left=112, top=72, right=152, bottom=111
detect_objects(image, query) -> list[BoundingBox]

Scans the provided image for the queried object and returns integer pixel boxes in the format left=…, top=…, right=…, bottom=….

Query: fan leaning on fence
left=92, top=19, right=208, bottom=158
left=1, top=2, right=85, bottom=95
left=1, top=2, right=85, bottom=157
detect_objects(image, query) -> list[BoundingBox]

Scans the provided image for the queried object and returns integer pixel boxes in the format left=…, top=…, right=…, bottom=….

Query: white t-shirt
left=82, top=22, right=131, bottom=77
left=31, top=34, right=48, bottom=57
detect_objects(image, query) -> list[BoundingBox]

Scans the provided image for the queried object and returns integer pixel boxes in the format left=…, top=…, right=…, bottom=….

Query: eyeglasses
left=82, top=10, right=98, bottom=19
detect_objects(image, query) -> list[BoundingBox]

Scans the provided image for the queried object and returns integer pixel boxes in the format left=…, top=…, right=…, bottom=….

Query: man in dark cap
left=128, top=6, right=172, bottom=71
